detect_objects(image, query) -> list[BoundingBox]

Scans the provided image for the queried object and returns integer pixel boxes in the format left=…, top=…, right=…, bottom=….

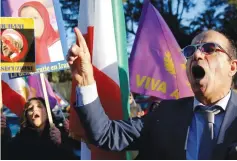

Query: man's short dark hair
left=228, top=39, right=237, bottom=59
left=213, top=30, right=237, bottom=59
left=193, top=30, right=237, bottom=59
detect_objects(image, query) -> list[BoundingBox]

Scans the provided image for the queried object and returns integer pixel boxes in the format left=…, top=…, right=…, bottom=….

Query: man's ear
left=229, top=60, right=237, bottom=77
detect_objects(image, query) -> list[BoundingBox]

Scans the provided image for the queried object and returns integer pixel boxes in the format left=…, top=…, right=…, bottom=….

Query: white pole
left=40, top=73, right=53, bottom=127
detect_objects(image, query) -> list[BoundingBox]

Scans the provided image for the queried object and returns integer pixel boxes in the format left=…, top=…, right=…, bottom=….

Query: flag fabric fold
left=129, top=1, right=193, bottom=100
left=2, top=74, right=27, bottom=116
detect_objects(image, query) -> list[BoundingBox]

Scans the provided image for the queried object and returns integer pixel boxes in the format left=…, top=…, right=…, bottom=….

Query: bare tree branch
left=168, top=0, right=173, bottom=15
left=179, top=0, right=185, bottom=20
left=176, top=0, right=181, bottom=15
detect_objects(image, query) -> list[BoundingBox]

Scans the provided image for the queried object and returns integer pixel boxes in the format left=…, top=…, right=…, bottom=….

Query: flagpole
left=39, top=73, right=53, bottom=127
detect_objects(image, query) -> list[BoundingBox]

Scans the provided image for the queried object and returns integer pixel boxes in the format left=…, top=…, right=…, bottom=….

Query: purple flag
left=129, top=1, right=193, bottom=100
left=27, top=74, right=57, bottom=108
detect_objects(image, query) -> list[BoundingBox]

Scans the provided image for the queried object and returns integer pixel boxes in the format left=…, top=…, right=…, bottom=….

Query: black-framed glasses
left=181, top=42, right=232, bottom=59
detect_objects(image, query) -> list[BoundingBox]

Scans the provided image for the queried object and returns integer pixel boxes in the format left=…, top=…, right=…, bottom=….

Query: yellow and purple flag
left=129, top=0, right=193, bottom=100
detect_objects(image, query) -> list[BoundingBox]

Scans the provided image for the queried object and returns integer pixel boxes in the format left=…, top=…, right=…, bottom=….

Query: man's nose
left=192, top=48, right=205, bottom=61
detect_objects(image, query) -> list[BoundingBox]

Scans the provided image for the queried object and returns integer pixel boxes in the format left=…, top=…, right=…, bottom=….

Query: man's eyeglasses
left=181, top=42, right=232, bottom=59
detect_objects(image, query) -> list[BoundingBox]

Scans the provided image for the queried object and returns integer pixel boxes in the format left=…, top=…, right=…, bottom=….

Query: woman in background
left=2, top=97, right=77, bottom=160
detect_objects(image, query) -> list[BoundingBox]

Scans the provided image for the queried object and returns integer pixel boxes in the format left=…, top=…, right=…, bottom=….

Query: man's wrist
left=85, top=75, right=95, bottom=86
left=77, top=74, right=95, bottom=87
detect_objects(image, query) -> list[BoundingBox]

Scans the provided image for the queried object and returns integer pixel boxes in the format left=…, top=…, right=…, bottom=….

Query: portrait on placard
left=0, top=17, right=35, bottom=73
left=1, top=29, right=25, bottom=62
left=2, top=0, right=69, bottom=73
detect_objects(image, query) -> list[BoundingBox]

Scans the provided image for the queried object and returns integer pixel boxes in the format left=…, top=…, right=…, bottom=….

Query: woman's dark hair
left=20, top=97, right=56, bottom=129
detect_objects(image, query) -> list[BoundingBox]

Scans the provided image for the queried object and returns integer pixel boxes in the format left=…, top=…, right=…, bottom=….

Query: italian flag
left=69, top=0, right=130, bottom=159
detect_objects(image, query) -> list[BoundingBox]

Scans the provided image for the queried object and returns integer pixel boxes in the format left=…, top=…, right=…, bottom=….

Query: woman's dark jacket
left=2, top=123, right=79, bottom=160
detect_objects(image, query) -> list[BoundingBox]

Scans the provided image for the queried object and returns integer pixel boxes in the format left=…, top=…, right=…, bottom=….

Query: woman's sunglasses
left=181, top=42, right=232, bottom=59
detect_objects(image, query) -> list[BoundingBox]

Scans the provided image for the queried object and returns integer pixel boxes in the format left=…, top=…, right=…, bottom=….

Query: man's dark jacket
left=76, top=91, right=237, bottom=160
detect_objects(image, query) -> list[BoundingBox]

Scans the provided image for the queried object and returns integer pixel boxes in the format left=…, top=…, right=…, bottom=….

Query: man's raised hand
left=67, top=27, right=95, bottom=86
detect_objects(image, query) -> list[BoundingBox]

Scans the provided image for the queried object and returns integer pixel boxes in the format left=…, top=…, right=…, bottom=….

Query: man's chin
left=192, top=84, right=208, bottom=96
left=191, top=80, right=207, bottom=94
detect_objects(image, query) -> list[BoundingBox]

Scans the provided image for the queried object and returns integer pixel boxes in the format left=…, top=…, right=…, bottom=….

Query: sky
left=181, top=0, right=206, bottom=26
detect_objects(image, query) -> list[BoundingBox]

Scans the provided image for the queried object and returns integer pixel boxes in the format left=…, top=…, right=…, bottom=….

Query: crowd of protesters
left=1, top=97, right=80, bottom=160
left=1, top=94, right=158, bottom=159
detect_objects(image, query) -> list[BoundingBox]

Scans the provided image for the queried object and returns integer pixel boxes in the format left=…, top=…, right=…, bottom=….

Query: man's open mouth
left=192, top=65, right=205, bottom=80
